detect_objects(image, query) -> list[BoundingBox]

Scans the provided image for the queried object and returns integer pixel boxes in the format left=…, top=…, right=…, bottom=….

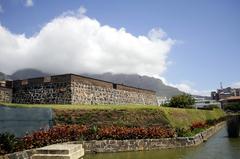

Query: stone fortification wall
left=0, top=86, right=12, bottom=103
left=12, top=75, right=72, bottom=104
left=11, top=74, right=157, bottom=105
left=71, top=75, right=157, bottom=105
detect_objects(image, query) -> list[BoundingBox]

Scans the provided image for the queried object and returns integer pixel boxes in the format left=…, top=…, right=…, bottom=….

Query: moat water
left=85, top=126, right=240, bottom=159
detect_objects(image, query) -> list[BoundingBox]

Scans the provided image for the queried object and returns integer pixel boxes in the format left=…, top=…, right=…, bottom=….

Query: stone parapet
left=11, top=74, right=157, bottom=105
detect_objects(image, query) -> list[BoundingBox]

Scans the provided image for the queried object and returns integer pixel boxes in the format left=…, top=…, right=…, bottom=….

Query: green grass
left=0, top=102, right=225, bottom=128
left=161, top=107, right=225, bottom=128
left=0, top=102, right=159, bottom=110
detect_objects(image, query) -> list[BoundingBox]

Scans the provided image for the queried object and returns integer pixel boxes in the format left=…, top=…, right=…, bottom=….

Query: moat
left=85, top=126, right=240, bottom=159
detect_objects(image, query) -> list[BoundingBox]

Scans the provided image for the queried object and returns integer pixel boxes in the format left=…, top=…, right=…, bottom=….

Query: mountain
left=0, top=72, right=6, bottom=80
left=10, top=68, right=50, bottom=80
left=84, top=73, right=183, bottom=97
left=1, top=69, right=183, bottom=97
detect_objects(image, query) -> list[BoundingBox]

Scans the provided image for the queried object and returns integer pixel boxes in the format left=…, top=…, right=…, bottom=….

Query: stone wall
left=12, top=74, right=157, bottom=105
left=0, top=122, right=225, bottom=159
left=0, top=86, right=12, bottom=103
left=71, top=74, right=157, bottom=105
left=71, top=82, right=157, bottom=105
left=12, top=75, right=72, bottom=104
left=71, top=122, right=225, bottom=153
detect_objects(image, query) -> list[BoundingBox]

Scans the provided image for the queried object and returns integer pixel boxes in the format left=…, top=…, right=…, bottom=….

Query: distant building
left=156, top=96, right=170, bottom=106
left=194, top=97, right=221, bottom=108
left=211, top=87, right=240, bottom=101
left=211, top=86, right=240, bottom=109
left=219, top=96, right=240, bottom=109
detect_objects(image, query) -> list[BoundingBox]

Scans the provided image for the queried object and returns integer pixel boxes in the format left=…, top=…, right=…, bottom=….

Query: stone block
left=31, top=144, right=84, bottom=159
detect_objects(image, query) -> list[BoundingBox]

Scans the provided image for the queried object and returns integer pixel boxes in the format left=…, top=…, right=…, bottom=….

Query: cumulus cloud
left=25, top=0, right=33, bottom=7
left=158, top=77, right=211, bottom=96
left=0, top=4, right=3, bottom=13
left=60, top=6, right=87, bottom=18
left=148, top=28, right=167, bottom=41
left=0, top=6, right=174, bottom=77
left=173, top=83, right=210, bottom=96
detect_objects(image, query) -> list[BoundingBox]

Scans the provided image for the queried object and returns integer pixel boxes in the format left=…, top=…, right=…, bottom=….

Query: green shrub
left=175, top=127, right=193, bottom=137
left=224, top=103, right=240, bottom=111
left=168, top=94, right=195, bottom=108
left=20, top=125, right=176, bottom=150
left=0, top=132, right=20, bottom=155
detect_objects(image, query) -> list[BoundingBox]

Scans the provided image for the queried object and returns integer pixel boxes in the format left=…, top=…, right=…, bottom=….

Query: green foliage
left=168, top=94, right=195, bottom=108
left=198, top=104, right=220, bottom=110
left=224, top=103, right=240, bottom=111
left=0, top=102, right=159, bottom=110
left=161, top=103, right=170, bottom=107
left=20, top=125, right=175, bottom=150
left=54, top=109, right=170, bottom=128
left=176, top=121, right=207, bottom=137
left=175, top=128, right=194, bottom=137
left=162, top=107, right=225, bottom=128
left=0, top=132, right=19, bottom=155
left=89, top=125, right=99, bottom=134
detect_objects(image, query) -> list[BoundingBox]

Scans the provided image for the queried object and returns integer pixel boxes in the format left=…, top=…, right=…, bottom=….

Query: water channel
left=85, top=126, right=240, bottom=159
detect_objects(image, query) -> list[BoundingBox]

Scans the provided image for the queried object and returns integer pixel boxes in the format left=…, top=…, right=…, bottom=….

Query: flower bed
left=0, top=117, right=226, bottom=155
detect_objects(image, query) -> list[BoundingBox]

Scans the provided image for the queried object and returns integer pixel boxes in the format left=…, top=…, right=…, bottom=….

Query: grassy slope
left=0, top=102, right=225, bottom=128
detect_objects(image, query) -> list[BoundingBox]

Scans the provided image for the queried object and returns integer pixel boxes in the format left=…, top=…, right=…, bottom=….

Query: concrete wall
left=0, top=106, right=53, bottom=137
left=0, top=86, right=12, bottom=103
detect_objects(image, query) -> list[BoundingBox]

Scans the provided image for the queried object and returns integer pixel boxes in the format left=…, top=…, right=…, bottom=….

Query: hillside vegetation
left=0, top=103, right=225, bottom=129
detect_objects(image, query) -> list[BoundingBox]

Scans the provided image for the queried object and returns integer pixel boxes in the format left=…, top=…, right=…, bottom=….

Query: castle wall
left=11, top=74, right=157, bottom=105
left=12, top=75, right=72, bottom=104
left=71, top=75, right=157, bottom=105
left=0, top=86, right=12, bottom=103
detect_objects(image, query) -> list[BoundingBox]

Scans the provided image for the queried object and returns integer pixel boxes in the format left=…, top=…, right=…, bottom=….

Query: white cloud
left=157, top=77, right=211, bottom=96
left=25, top=0, right=33, bottom=7
left=172, top=83, right=211, bottom=96
left=231, top=82, right=240, bottom=88
left=0, top=4, right=3, bottom=13
left=148, top=28, right=167, bottom=41
left=0, top=7, right=174, bottom=78
left=60, top=6, right=86, bottom=18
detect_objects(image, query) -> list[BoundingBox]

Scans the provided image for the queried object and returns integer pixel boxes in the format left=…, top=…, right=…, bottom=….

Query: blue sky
left=0, top=0, right=239, bottom=95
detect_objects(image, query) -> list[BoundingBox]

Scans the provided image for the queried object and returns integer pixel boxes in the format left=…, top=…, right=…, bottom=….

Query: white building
left=194, top=97, right=221, bottom=108
left=157, top=96, right=170, bottom=106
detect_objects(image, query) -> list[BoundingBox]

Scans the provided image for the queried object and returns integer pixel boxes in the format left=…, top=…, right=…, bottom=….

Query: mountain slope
left=10, top=68, right=50, bottom=80
left=0, top=72, right=6, bottom=80
left=84, top=73, right=183, bottom=97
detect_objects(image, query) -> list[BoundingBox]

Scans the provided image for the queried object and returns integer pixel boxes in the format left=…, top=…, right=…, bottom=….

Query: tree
left=224, top=103, right=240, bottom=111
left=168, top=94, right=195, bottom=108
